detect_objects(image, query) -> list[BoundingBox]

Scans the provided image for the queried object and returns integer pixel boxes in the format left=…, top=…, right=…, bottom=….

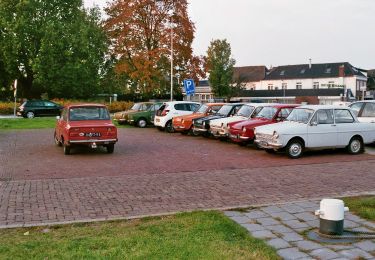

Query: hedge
left=0, top=100, right=134, bottom=114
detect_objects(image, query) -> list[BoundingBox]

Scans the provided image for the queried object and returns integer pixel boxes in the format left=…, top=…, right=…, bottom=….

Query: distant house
left=182, top=66, right=268, bottom=102
left=236, top=62, right=367, bottom=104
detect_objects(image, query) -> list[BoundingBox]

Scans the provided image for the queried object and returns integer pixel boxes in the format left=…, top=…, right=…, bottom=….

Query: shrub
left=0, top=102, right=19, bottom=114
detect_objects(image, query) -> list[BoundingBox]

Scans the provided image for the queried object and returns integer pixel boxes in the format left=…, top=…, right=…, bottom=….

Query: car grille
left=256, top=133, right=274, bottom=142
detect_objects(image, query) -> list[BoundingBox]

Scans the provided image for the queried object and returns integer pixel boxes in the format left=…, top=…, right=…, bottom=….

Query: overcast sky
left=85, top=0, right=375, bottom=69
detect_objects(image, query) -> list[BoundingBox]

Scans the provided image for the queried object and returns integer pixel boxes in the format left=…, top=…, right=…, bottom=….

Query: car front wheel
left=286, top=140, right=303, bottom=159
left=347, top=137, right=364, bottom=154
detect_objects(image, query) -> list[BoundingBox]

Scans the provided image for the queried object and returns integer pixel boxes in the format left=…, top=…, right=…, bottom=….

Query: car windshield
left=236, top=105, right=254, bottom=117
left=131, top=103, right=142, bottom=111
left=196, top=104, right=209, bottom=113
left=255, top=107, right=277, bottom=119
left=286, top=108, right=314, bottom=123
left=69, top=107, right=110, bottom=121
left=217, top=105, right=233, bottom=116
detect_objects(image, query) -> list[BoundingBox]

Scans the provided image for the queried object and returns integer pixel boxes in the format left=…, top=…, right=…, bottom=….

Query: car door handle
left=331, top=124, right=336, bottom=127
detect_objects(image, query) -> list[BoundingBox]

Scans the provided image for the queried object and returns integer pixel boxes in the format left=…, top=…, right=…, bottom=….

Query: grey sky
left=85, top=0, right=375, bottom=69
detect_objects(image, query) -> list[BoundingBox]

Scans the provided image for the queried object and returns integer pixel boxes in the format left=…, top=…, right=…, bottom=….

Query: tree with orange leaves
left=104, top=0, right=205, bottom=97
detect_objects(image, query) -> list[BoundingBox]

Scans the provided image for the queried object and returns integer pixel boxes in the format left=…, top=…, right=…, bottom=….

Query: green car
left=127, top=102, right=163, bottom=128
left=113, top=102, right=154, bottom=125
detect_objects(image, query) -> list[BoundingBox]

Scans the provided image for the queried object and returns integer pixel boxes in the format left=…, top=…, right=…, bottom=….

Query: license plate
left=85, top=133, right=101, bottom=137
left=156, top=118, right=160, bottom=122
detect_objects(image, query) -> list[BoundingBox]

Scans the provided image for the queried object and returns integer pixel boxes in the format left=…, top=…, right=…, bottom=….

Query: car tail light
left=161, top=109, right=169, bottom=116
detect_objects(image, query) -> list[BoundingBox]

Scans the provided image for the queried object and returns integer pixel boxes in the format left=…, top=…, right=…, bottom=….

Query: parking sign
left=183, top=79, right=195, bottom=95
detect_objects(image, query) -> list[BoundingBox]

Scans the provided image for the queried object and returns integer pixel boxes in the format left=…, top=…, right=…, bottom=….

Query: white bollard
left=315, top=199, right=349, bottom=235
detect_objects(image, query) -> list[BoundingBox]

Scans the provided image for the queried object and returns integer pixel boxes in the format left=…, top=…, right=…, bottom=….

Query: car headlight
left=273, top=131, right=279, bottom=139
left=242, top=126, right=246, bottom=133
left=181, top=119, right=184, bottom=124
left=254, top=128, right=257, bottom=136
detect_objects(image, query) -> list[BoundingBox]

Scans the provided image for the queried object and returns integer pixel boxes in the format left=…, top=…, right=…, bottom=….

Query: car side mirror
left=310, top=122, right=317, bottom=126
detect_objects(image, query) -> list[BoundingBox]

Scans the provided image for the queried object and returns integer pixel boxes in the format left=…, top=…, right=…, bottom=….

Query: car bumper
left=254, top=139, right=283, bottom=149
left=210, top=127, right=228, bottom=137
left=193, top=126, right=208, bottom=132
left=154, top=116, right=168, bottom=127
left=69, top=138, right=117, bottom=145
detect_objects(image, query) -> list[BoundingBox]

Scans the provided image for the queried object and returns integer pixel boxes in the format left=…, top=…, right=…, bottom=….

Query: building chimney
left=309, top=59, right=312, bottom=69
left=339, top=65, right=345, bottom=77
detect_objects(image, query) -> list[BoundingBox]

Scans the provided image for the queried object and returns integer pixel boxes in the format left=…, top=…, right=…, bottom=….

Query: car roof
left=298, top=105, right=351, bottom=110
left=351, top=100, right=375, bottom=103
left=206, top=103, right=226, bottom=106
left=164, top=101, right=200, bottom=105
left=66, top=103, right=107, bottom=108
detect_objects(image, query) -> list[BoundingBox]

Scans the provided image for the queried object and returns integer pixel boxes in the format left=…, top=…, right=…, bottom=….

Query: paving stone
left=354, top=240, right=375, bottom=251
left=281, top=232, right=304, bottom=242
left=305, top=219, right=319, bottom=228
left=244, top=210, right=269, bottom=219
left=362, top=221, right=375, bottom=230
left=338, top=248, right=374, bottom=259
left=256, top=217, right=280, bottom=226
left=281, top=204, right=306, bottom=214
left=250, top=230, right=277, bottom=239
left=277, top=247, right=309, bottom=260
left=266, top=238, right=291, bottom=249
left=293, top=240, right=322, bottom=251
left=351, top=226, right=373, bottom=232
left=223, top=211, right=243, bottom=217
left=268, top=211, right=297, bottom=221
left=294, top=212, right=317, bottom=222
left=229, top=215, right=250, bottom=224
left=283, top=219, right=310, bottom=229
left=265, top=224, right=294, bottom=234
left=261, top=205, right=284, bottom=214
left=326, top=244, right=355, bottom=251
left=310, top=248, right=340, bottom=259
left=293, top=201, right=319, bottom=209
left=344, top=219, right=361, bottom=229
left=345, top=212, right=365, bottom=223
left=241, top=223, right=265, bottom=232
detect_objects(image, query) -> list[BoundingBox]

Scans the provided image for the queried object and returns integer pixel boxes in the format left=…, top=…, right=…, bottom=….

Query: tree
left=104, top=0, right=204, bottom=97
left=0, top=0, right=107, bottom=98
left=205, top=39, right=236, bottom=99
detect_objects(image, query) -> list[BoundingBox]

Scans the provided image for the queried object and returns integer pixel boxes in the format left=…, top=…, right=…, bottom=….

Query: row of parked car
left=114, top=100, right=375, bottom=159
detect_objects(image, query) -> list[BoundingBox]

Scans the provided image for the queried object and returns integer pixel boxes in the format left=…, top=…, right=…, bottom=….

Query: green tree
left=0, top=0, right=107, bottom=99
left=205, top=39, right=236, bottom=99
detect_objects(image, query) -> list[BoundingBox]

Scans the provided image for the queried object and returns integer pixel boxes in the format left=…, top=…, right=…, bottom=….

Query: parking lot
left=1, top=127, right=375, bottom=227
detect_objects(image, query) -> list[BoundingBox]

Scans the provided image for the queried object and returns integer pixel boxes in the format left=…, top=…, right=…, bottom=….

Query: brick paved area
left=1, top=128, right=375, bottom=227
left=227, top=201, right=375, bottom=260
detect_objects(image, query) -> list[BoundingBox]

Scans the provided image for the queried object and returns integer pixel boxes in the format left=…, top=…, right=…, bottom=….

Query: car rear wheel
left=106, top=144, right=115, bottom=154
left=63, top=144, right=71, bottom=155
left=286, top=139, right=303, bottom=159
left=26, top=111, right=35, bottom=119
left=54, top=132, right=62, bottom=147
left=137, top=118, right=147, bottom=128
left=165, top=120, right=174, bottom=133
left=347, top=137, right=364, bottom=154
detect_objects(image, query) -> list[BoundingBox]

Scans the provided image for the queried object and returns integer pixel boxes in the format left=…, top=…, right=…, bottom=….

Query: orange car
left=173, top=103, right=225, bottom=135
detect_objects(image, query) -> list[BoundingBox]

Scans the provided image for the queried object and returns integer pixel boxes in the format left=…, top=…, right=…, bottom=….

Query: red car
left=229, top=104, right=299, bottom=145
left=54, top=104, right=118, bottom=155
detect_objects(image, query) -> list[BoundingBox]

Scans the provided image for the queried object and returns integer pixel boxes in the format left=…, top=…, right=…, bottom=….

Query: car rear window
left=69, top=107, right=110, bottom=121
left=156, top=104, right=167, bottom=116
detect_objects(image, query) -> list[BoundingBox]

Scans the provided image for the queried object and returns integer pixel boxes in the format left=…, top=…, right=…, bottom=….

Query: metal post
left=170, top=23, right=173, bottom=101
left=13, top=79, right=17, bottom=117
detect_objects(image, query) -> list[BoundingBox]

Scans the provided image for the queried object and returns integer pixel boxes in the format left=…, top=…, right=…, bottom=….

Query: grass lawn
left=343, top=196, right=375, bottom=221
left=0, top=211, right=278, bottom=259
left=0, top=117, right=131, bottom=130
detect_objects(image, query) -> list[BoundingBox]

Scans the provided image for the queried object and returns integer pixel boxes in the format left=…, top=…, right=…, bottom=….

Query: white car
left=209, top=103, right=271, bottom=138
left=254, top=105, right=375, bottom=158
left=349, top=101, right=375, bottom=123
left=154, top=101, right=200, bottom=132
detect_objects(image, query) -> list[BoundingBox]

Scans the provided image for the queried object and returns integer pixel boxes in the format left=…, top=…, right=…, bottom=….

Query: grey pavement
left=226, top=201, right=375, bottom=260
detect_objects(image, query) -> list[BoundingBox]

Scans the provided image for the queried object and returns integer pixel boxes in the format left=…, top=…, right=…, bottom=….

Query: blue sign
left=183, top=79, right=195, bottom=95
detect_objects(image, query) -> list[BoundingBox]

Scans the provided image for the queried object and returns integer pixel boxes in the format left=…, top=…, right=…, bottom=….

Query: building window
left=313, top=82, right=319, bottom=89
left=275, top=87, right=279, bottom=90
left=282, top=83, right=287, bottom=90
left=328, top=81, right=334, bottom=88
left=268, top=84, right=274, bottom=90
left=296, top=82, right=302, bottom=89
